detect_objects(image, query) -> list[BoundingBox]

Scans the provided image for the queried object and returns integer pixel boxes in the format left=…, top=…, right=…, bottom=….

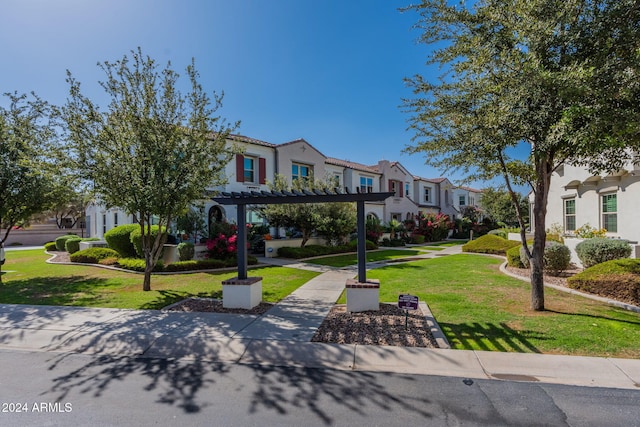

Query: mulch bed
left=311, top=303, right=438, bottom=348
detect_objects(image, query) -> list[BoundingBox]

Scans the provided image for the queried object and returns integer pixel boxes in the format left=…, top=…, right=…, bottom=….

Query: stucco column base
left=346, top=278, right=380, bottom=312
left=222, top=277, right=263, bottom=309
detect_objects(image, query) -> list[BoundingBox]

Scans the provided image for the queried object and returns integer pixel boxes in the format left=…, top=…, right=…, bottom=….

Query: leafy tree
left=63, top=48, right=238, bottom=291
left=45, top=177, right=92, bottom=229
left=259, top=175, right=355, bottom=247
left=0, top=92, right=57, bottom=282
left=403, top=0, right=639, bottom=310
left=481, top=187, right=529, bottom=227
left=175, top=205, right=207, bottom=243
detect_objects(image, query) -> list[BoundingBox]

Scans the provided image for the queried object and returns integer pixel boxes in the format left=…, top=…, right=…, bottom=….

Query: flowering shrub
left=205, top=221, right=240, bottom=260
left=574, top=224, right=607, bottom=238
left=365, top=217, right=384, bottom=244
left=414, top=213, right=452, bottom=242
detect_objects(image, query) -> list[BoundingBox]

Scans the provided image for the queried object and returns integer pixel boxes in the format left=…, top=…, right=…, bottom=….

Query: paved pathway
left=1, top=243, right=639, bottom=390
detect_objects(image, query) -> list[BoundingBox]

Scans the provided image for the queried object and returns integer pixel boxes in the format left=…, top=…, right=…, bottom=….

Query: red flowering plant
left=415, top=212, right=452, bottom=242
left=205, top=221, right=239, bottom=260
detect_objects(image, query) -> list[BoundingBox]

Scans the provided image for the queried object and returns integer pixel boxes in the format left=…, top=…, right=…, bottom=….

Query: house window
left=564, top=199, right=576, bottom=232
left=405, top=183, right=410, bottom=197
left=424, top=187, right=431, bottom=203
left=459, top=195, right=466, bottom=206
left=389, top=180, right=402, bottom=197
left=114, top=212, right=119, bottom=227
left=244, top=156, right=256, bottom=183
left=333, top=174, right=341, bottom=186
left=601, top=193, right=617, bottom=233
left=360, top=176, right=373, bottom=193
left=391, top=213, right=402, bottom=221
left=292, top=163, right=311, bottom=181
left=102, top=214, right=107, bottom=234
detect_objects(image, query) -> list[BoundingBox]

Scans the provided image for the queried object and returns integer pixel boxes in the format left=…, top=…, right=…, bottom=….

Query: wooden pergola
left=211, top=188, right=394, bottom=283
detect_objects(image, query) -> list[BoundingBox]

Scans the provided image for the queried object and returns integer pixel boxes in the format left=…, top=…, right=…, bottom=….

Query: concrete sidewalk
left=1, top=243, right=639, bottom=391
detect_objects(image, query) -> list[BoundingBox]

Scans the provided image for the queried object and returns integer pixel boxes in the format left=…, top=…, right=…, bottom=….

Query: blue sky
left=2, top=0, right=500, bottom=188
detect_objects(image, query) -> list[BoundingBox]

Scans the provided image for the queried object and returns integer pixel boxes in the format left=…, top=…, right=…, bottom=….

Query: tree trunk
left=143, top=268, right=152, bottom=291
left=529, top=159, right=553, bottom=311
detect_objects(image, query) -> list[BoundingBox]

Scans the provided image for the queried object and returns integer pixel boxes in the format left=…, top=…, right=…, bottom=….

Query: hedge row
left=277, top=240, right=377, bottom=259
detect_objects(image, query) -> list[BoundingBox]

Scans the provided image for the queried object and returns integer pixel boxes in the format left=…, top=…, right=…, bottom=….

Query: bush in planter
left=575, top=238, right=631, bottom=268
left=117, top=257, right=164, bottom=272
left=543, top=242, right=571, bottom=276
left=348, top=239, right=378, bottom=251
left=177, top=242, right=195, bottom=261
left=44, top=241, right=57, bottom=252
left=567, top=259, right=640, bottom=306
left=70, top=248, right=120, bottom=264
left=64, top=237, right=83, bottom=254
left=55, top=234, right=77, bottom=251
left=104, top=224, right=139, bottom=257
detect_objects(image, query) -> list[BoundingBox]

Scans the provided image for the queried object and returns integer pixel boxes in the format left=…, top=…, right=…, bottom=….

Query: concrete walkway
left=1, top=243, right=639, bottom=391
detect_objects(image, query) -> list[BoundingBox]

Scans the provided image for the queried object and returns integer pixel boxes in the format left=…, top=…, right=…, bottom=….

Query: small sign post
left=398, top=294, right=419, bottom=330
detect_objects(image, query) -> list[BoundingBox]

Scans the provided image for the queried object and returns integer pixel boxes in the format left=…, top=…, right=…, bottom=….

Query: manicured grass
left=0, top=250, right=319, bottom=310
left=305, top=249, right=424, bottom=267
left=341, top=253, right=640, bottom=358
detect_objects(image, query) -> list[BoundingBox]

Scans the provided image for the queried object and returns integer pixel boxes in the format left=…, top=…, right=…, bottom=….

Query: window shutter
left=236, top=154, right=244, bottom=182
left=388, top=179, right=393, bottom=193
left=259, top=157, right=266, bottom=184
left=399, top=182, right=404, bottom=198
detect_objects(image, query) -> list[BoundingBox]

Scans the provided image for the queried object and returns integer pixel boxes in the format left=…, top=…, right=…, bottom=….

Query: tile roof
left=227, top=133, right=276, bottom=148
left=325, top=157, right=381, bottom=174
left=277, top=138, right=327, bottom=157
left=413, top=176, right=447, bottom=184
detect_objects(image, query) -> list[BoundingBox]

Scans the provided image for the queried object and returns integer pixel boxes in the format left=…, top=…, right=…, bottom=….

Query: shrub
left=98, top=257, right=119, bottom=266
left=55, top=234, right=77, bottom=251
left=575, top=238, right=632, bottom=268
left=348, top=239, right=378, bottom=251
left=488, top=229, right=507, bottom=240
left=567, top=259, right=640, bottom=306
left=543, top=242, right=571, bottom=276
left=506, top=245, right=525, bottom=268
left=44, top=241, right=57, bottom=252
left=130, top=225, right=167, bottom=258
left=277, top=244, right=359, bottom=259
left=177, top=242, right=195, bottom=261
left=70, top=248, right=120, bottom=264
left=104, top=224, right=139, bottom=258
left=117, top=257, right=165, bottom=272
left=366, top=217, right=384, bottom=244
left=64, top=237, right=82, bottom=254
left=462, top=234, right=520, bottom=255
left=409, top=234, right=426, bottom=244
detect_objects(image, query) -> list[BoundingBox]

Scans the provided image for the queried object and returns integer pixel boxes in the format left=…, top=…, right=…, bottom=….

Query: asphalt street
left=1, top=348, right=639, bottom=427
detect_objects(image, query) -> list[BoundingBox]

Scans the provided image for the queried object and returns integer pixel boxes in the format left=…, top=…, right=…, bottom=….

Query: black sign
left=398, top=294, right=419, bottom=310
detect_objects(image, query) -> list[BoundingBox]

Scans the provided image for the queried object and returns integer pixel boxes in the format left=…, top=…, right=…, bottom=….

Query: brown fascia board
left=413, top=175, right=446, bottom=184
left=326, top=157, right=381, bottom=174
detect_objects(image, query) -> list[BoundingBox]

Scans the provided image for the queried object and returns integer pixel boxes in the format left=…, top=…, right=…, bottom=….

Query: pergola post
left=236, top=204, right=247, bottom=280
left=357, top=200, right=366, bottom=283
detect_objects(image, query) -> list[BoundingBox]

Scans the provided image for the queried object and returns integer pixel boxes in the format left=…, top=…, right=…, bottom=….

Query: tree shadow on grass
left=439, top=322, right=549, bottom=353
left=545, top=309, right=640, bottom=326
left=0, top=275, right=115, bottom=306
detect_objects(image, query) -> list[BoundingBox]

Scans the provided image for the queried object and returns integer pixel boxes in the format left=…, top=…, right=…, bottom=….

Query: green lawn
left=342, top=253, right=640, bottom=358
left=408, top=245, right=446, bottom=252
left=0, top=249, right=319, bottom=310
left=305, top=249, right=424, bottom=267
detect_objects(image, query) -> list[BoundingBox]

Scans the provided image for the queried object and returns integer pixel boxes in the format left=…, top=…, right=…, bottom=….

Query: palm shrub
left=104, top=224, right=139, bottom=257
left=575, top=238, right=632, bottom=268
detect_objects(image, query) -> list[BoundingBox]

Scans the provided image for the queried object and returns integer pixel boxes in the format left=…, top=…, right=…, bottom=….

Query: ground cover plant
left=462, top=235, right=520, bottom=255
left=0, top=249, right=319, bottom=309
left=341, top=254, right=640, bottom=358
left=567, top=259, right=640, bottom=306
left=304, top=249, right=424, bottom=268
